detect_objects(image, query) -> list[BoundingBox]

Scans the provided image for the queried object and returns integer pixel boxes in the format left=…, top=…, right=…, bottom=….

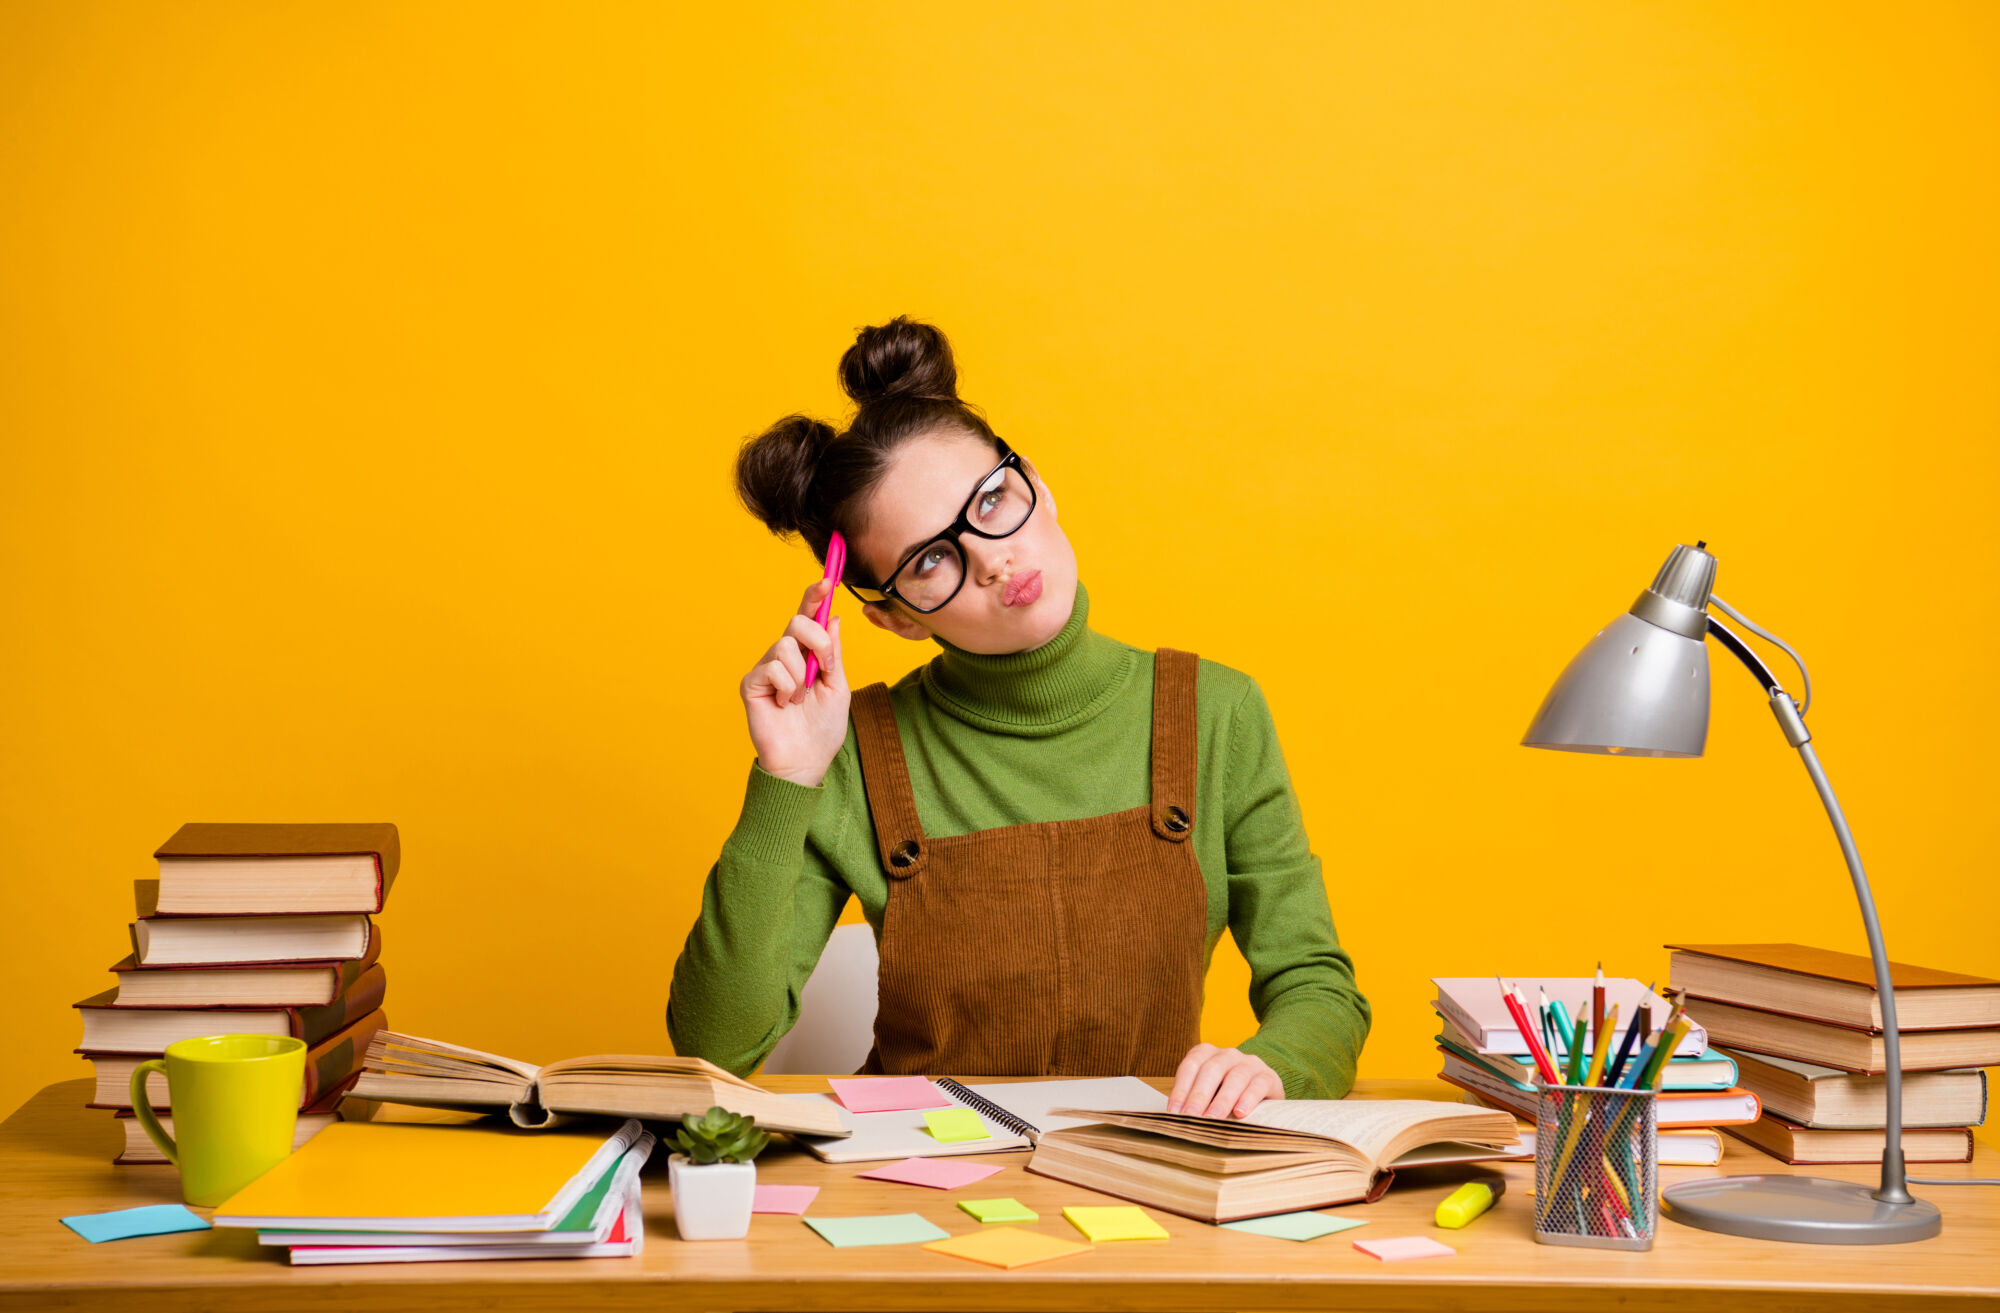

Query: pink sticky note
left=856, top=1157, right=1004, bottom=1190
left=752, top=1184, right=820, bottom=1214
left=828, top=1077, right=954, bottom=1114
left=1354, top=1236, right=1457, bottom=1262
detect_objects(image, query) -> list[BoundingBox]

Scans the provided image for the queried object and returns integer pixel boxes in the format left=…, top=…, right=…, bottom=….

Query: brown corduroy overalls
left=849, top=647, right=1209, bottom=1077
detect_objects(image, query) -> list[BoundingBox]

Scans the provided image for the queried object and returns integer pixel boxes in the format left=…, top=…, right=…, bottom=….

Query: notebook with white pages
left=784, top=1076, right=1167, bottom=1163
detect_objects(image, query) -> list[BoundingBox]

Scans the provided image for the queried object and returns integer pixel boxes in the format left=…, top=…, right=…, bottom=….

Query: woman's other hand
left=1166, top=1043, right=1285, bottom=1119
left=741, top=577, right=849, bottom=788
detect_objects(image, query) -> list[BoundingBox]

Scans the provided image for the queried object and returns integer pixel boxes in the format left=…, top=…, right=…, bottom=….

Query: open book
left=1026, top=1099, right=1519, bottom=1223
left=349, top=1030, right=848, bottom=1139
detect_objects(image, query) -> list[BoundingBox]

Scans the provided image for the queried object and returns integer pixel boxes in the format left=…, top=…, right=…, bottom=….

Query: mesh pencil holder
left=1532, top=1083, right=1658, bottom=1251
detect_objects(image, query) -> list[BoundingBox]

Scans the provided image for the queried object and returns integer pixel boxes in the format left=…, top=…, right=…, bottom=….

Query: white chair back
left=759, top=922, right=880, bottom=1076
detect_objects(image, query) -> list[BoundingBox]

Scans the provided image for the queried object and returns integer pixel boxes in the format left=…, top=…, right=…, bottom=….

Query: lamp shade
left=1522, top=543, right=1723, bottom=757
left=1521, top=612, right=1710, bottom=756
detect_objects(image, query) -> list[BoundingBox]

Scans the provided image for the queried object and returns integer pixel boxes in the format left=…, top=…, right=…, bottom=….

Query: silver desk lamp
left=1521, top=541, right=1941, bottom=1244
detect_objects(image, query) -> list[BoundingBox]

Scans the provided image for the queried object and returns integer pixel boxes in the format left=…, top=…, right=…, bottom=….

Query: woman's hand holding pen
left=742, top=577, right=848, bottom=788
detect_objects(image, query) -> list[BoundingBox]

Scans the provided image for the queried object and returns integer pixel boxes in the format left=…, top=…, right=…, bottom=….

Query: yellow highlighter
left=1436, top=1179, right=1506, bottom=1229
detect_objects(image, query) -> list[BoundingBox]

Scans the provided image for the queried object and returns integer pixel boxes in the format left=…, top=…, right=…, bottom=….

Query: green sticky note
left=959, top=1197, right=1038, bottom=1224
left=923, top=1107, right=990, bottom=1142
left=1220, top=1211, right=1369, bottom=1242
left=803, top=1214, right=951, bottom=1248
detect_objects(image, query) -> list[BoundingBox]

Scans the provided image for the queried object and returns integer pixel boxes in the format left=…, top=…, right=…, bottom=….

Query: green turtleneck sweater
left=666, top=581, right=1370, bottom=1099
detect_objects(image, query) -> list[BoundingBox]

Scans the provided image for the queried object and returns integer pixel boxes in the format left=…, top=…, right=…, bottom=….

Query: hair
left=733, top=315, right=1003, bottom=594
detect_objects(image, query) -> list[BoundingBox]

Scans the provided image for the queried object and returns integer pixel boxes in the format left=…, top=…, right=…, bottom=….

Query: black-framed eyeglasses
left=844, top=438, right=1038, bottom=615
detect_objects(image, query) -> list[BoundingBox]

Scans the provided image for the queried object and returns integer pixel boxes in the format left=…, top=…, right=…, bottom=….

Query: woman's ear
left=862, top=601, right=934, bottom=642
left=1023, top=457, right=1058, bottom=521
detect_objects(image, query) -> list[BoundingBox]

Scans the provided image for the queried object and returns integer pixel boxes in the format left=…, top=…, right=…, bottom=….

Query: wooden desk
left=3, top=1075, right=1995, bottom=1312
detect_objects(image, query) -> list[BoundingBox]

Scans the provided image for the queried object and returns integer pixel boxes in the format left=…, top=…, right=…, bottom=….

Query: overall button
left=889, top=839, right=922, bottom=867
left=1163, top=806, right=1190, bottom=833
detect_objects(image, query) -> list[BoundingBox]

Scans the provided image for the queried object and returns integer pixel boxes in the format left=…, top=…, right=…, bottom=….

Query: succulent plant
left=675, top=1105, right=770, bottom=1164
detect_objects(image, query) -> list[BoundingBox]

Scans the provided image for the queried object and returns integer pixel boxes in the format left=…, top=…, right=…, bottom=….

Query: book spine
left=295, top=964, right=387, bottom=1046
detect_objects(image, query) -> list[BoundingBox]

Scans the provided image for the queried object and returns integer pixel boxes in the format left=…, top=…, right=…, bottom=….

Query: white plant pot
left=668, top=1153, right=757, bottom=1240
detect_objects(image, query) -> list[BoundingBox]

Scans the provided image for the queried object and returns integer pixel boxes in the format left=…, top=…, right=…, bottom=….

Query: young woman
left=667, top=316, right=1369, bottom=1119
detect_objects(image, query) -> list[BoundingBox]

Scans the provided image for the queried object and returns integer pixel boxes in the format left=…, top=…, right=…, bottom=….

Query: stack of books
left=1668, top=943, right=2000, bottom=1164
left=73, top=823, right=398, bottom=1165
left=210, top=1116, right=653, bottom=1264
left=1431, top=975, right=1762, bottom=1165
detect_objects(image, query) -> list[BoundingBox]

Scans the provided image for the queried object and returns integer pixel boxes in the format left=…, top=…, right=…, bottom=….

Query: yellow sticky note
left=924, top=1226, right=1093, bottom=1269
left=923, top=1108, right=990, bottom=1142
left=1062, top=1205, right=1170, bottom=1241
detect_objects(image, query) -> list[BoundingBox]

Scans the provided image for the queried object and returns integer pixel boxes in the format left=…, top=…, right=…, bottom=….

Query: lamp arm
left=1705, top=614, right=1912, bottom=1205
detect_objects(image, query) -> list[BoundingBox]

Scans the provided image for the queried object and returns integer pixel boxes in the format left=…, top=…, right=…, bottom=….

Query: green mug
left=130, top=1034, right=306, bottom=1207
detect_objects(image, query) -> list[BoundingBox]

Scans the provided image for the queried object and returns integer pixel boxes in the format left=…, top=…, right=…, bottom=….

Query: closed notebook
left=1667, top=943, right=2000, bottom=1032
left=282, top=1186, right=644, bottom=1265
left=108, top=923, right=383, bottom=1006
left=786, top=1076, right=1166, bottom=1163
left=153, top=822, right=399, bottom=916
left=1712, top=1044, right=1989, bottom=1129
left=1725, top=1113, right=1975, bottom=1166
left=91, top=1008, right=385, bottom=1111
left=73, top=964, right=386, bottom=1054
left=1679, top=997, right=2000, bottom=1075
left=259, top=1134, right=654, bottom=1250
left=210, top=1118, right=643, bottom=1232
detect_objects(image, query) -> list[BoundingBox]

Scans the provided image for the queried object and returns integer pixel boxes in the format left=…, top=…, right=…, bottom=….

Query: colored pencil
left=1592, top=962, right=1606, bottom=1053
left=1499, top=979, right=1559, bottom=1084
left=1604, top=998, right=1648, bottom=1087
left=1584, top=1003, right=1619, bottom=1087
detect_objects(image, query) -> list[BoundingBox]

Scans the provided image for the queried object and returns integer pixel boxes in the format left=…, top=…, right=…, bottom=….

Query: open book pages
left=1049, top=1099, right=1521, bottom=1174
left=350, top=1030, right=847, bottom=1138
left=1028, top=1100, right=1520, bottom=1223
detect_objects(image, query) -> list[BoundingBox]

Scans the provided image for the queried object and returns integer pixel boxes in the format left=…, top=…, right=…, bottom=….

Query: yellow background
left=3, top=3, right=1996, bottom=1138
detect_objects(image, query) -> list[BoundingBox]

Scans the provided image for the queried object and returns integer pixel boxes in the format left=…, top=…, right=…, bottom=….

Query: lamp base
left=1662, top=1175, right=1941, bottom=1244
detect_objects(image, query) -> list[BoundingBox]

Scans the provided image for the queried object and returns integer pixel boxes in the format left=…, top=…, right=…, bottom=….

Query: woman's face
left=851, top=430, right=1078, bottom=655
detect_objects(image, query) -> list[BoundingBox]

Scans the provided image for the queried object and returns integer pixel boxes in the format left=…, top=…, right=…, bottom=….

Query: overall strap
left=849, top=683, right=931, bottom=880
left=1149, top=648, right=1199, bottom=842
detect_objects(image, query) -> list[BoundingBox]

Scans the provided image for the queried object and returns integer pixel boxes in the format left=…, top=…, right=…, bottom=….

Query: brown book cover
left=92, top=1013, right=383, bottom=1111
left=75, top=963, right=388, bottom=1053
left=152, top=822, right=399, bottom=914
left=126, top=911, right=376, bottom=967
left=1667, top=943, right=1999, bottom=991
left=1680, top=996, right=2000, bottom=1075
left=112, top=1076, right=356, bottom=1165
left=1723, top=1112, right=1974, bottom=1166
left=108, top=924, right=383, bottom=1004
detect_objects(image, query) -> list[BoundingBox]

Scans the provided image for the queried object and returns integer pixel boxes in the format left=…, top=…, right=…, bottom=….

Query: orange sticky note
left=923, top=1226, right=1094, bottom=1269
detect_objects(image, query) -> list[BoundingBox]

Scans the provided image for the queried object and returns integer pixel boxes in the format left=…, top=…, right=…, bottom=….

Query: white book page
left=962, top=1076, right=1167, bottom=1135
left=1243, top=1099, right=1514, bottom=1165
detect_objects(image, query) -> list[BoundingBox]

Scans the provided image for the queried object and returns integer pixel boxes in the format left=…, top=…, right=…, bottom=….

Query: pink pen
left=801, top=530, right=845, bottom=690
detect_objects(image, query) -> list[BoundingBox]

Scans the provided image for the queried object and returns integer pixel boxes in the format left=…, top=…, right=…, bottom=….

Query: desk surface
left=3, top=1075, right=1996, bottom=1313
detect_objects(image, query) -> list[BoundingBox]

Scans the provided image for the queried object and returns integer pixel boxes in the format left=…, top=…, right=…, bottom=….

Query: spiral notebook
left=785, top=1076, right=1166, bottom=1163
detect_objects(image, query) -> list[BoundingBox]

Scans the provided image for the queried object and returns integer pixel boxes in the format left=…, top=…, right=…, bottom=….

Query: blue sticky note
left=61, top=1204, right=211, bottom=1243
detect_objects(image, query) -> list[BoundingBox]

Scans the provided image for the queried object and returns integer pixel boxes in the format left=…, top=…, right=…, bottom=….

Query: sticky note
left=803, top=1213, right=951, bottom=1248
left=923, top=1108, right=990, bottom=1142
left=61, top=1204, right=211, bottom=1244
left=923, top=1225, right=1093, bottom=1269
left=1061, top=1205, right=1170, bottom=1241
left=828, top=1077, right=953, bottom=1114
left=1220, top=1211, right=1369, bottom=1242
left=856, top=1157, right=1004, bottom=1190
left=1354, top=1235, right=1457, bottom=1261
left=959, top=1197, right=1038, bottom=1223
left=752, top=1184, right=820, bottom=1214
